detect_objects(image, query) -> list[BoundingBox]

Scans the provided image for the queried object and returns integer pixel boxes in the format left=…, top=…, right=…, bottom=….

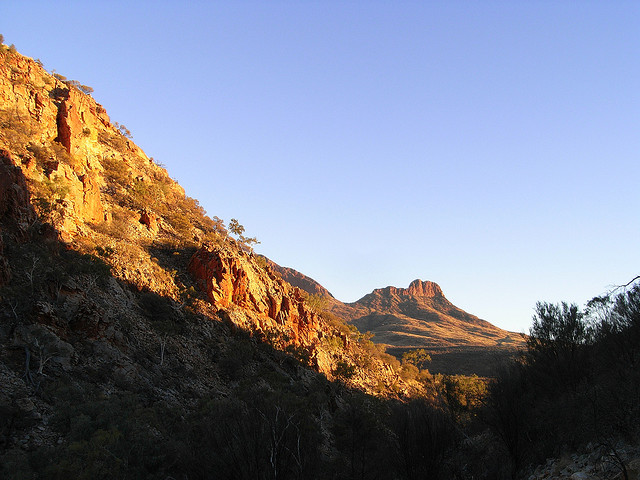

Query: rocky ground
left=524, top=442, right=640, bottom=480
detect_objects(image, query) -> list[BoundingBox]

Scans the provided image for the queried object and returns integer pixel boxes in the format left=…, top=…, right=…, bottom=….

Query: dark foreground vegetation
left=486, top=280, right=640, bottom=478
left=4, top=281, right=637, bottom=479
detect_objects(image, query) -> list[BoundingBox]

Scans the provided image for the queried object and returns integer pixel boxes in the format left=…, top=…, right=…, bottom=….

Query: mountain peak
left=406, top=279, right=443, bottom=298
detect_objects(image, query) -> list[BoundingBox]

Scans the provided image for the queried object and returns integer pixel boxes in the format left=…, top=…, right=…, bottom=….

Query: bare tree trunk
left=160, top=335, right=167, bottom=366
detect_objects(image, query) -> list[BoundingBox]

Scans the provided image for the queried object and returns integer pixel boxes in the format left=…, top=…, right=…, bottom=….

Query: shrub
left=305, top=293, right=329, bottom=313
left=333, top=361, right=356, bottom=379
left=101, top=156, right=129, bottom=187
left=139, top=292, right=183, bottom=335
left=26, top=143, right=50, bottom=166
left=98, top=131, right=128, bottom=151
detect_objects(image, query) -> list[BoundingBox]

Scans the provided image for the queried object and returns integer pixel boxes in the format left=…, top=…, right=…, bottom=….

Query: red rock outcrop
left=139, top=210, right=159, bottom=233
left=55, top=87, right=110, bottom=155
left=189, top=244, right=322, bottom=347
left=79, top=172, right=104, bottom=223
left=406, top=279, right=443, bottom=298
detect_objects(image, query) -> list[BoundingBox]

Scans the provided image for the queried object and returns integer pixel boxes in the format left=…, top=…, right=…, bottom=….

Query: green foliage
left=186, top=392, right=325, bottom=480
left=528, top=302, right=591, bottom=357
left=284, top=343, right=313, bottom=366
left=101, top=156, right=129, bottom=187
left=165, top=209, right=193, bottom=238
left=439, top=374, right=487, bottom=423
left=402, top=348, right=431, bottom=370
left=388, top=399, right=457, bottom=480
left=305, top=293, right=329, bottom=313
left=228, top=218, right=244, bottom=237
left=0, top=108, right=41, bottom=148
left=31, top=177, right=70, bottom=222
left=321, top=334, right=343, bottom=354
left=255, top=254, right=269, bottom=270
left=332, top=396, right=391, bottom=479
left=131, top=178, right=162, bottom=205
left=39, top=389, right=174, bottom=480
left=113, top=122, right=132, bottom=139
left=526, top=301, right=592, bottom=393
left=97, top=130, right=128, bottom=151
left=218, top=337, right=254, bottom=380
left=26, top=143, right=49, bottom=165
left=333, top=360, right=356, bottom=379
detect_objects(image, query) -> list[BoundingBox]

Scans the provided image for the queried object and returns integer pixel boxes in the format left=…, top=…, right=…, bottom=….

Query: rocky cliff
left=189, top=246, right=322, bottom=348
left=0, top=45, right=418, bottom=393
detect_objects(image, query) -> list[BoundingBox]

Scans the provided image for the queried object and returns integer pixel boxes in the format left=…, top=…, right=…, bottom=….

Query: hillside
left=0, top=44, right=456, bottom=479
left=0, top=42, right=413, bottom=391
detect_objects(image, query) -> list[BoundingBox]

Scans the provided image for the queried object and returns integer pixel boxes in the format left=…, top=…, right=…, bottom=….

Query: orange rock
left=80, top=173, right=104, bottom=223
left=406, top=279, right=443, bottom=298
left=139, top=210, right=158, bottom=233
left=188, top=244, right=322, bottom=348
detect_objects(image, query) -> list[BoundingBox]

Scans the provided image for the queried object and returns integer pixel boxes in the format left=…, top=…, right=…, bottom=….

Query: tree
left=228, top=218, right=245, bottom=238
left=401, top=349, right=431, bottom=370
left=526, top=301, right=592, bottom=393
left=114, top=122, right=132, bottom=139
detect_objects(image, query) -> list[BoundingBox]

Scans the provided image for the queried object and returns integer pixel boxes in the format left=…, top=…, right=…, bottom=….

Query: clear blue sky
left=3, top=1, right=639, bottom=333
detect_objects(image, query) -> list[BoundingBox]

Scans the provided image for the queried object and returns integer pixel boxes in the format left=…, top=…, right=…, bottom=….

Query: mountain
left=0, top=41, right=429, bottom=392
left=335, top=279, right=521, bottom=349
left=267, top=268, right=525, bottom=374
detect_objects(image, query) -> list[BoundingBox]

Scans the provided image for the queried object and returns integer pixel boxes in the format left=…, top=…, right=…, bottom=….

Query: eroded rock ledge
left=188, top=244, right=322, bottom=348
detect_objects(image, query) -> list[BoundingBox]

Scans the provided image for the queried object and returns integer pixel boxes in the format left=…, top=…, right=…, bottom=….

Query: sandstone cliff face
left=1, top=48, right=334, bottom=356
left=0, top=50, right=169, bottom=242
left=0, top=53, right=105, bottom=236
left=406, top=279, right=443, bottom=298
left=189, top=245, right=322, bottom=348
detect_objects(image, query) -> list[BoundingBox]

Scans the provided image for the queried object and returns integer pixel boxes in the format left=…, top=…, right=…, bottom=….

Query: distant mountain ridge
left=266, top=264, right=524, bottom=354
left=337, top=279, right=522, bottom=350
left=260, top=256, right=334, bottom=299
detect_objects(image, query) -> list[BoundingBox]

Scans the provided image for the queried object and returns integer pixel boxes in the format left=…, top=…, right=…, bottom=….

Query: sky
left=3, top=1, right=639, bottom=333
